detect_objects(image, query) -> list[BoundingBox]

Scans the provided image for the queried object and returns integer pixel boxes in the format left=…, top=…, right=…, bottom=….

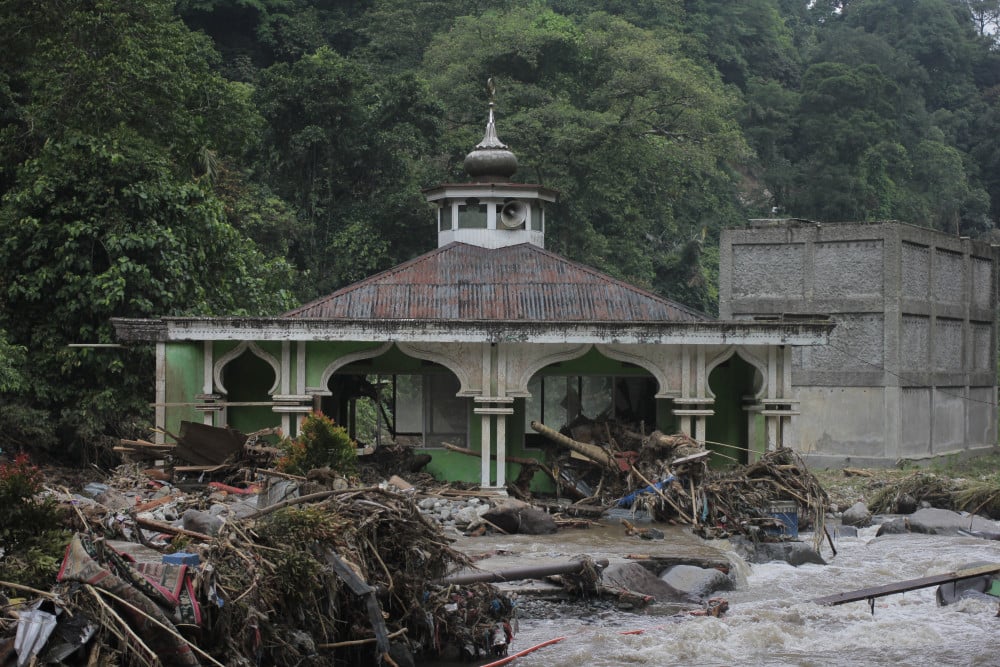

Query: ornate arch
left=213, top=341, right=280, bottom=396
left=316, top=342, right=394, bottom=392
left=504, top=344, right=592, bottom=396
left=395, top=342, right=483, bottom=396
left=593, top=344, right=677, bottom=399
left=705, top=345, right=767, bottom=399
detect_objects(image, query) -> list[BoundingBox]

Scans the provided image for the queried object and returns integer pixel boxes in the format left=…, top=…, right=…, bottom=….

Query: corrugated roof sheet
left=283, top=243, right=708, bottom=322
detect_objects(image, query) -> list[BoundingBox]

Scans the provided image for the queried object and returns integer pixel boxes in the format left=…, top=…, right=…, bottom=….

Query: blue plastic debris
left=615, top=475, right=676, bottom=507
left=162, top=552, right=200, bottom=566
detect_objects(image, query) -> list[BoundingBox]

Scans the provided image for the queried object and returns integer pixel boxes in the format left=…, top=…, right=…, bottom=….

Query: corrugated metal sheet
left=283, top=243, right=708, bottom=322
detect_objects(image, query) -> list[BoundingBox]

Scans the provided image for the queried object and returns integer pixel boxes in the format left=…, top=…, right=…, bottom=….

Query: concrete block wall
left=719, top=219, right=998, bottom=467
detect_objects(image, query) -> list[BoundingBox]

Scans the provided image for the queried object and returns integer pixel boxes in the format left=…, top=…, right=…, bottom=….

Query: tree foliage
left=2, top=0, right=999, bottom=457
left=0, top=0, right=295, bottom=456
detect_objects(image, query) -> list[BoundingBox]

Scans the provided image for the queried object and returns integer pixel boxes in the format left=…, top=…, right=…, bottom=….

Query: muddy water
left=445, top=525, right=1000, bottom=666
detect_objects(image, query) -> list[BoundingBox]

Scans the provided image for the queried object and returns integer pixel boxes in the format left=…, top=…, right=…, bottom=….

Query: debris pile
left=1, top=415, right=835, bottom=665
left=530, top=417, right=828, bottom=543
left=0, top=464, right=518, bottom=666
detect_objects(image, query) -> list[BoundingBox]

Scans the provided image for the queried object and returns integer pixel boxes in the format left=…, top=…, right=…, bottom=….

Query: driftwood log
left=529, top=421, right=617, bottom=469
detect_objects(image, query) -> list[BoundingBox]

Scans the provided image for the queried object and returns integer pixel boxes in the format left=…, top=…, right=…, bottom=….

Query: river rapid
left=455, top=525, right=1000, bottom=667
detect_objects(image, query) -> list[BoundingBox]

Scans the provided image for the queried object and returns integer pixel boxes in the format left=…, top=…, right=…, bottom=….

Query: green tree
left=684, top=0, right=802, bottom=90
left=0, top=0, right=296, bottom=457
left=422, top=6, right=747, bottom=312
left=255, top=49, right=443, bottom=294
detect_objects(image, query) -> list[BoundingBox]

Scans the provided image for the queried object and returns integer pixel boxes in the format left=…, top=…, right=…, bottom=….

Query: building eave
left=112, top=316, right=834, bottom=346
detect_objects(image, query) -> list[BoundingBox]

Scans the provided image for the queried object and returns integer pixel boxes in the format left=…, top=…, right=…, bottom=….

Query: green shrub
left=0, top=454, right=69, bottom=587
left=277, top=411, right=357, bottom=476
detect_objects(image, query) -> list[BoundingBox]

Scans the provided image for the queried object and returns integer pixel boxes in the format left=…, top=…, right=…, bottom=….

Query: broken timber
left=812, top=563, right=1000, bottom=611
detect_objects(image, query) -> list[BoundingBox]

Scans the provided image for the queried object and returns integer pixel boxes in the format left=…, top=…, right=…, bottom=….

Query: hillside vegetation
left=2, top=0, right=999, bottom=457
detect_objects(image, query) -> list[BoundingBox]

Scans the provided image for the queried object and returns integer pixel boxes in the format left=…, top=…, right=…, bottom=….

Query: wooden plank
left=812, top=563, right=1000, bottom=606
left=176, top=421, right=246, bottom=465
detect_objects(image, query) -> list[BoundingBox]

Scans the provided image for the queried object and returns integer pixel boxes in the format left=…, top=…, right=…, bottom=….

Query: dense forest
left=2, top=0, right=999, bottom=458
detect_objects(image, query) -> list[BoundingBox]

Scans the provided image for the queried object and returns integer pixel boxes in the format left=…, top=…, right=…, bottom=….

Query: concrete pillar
left=155, top=342, right=166, bottom=444
left=480, top=414, right=492, bottom=488
left=203, top=341, right=214, bottom=426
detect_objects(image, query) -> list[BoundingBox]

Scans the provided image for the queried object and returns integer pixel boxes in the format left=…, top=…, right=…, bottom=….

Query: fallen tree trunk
left=529, top=421, right=616, bottom=469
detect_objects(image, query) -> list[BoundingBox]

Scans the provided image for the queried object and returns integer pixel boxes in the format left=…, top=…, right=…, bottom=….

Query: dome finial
left=465, top=77, right=518, bottom=180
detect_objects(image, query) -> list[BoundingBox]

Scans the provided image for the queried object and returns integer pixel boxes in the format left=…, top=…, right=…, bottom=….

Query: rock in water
left=841, top=501, right=872, bottom=527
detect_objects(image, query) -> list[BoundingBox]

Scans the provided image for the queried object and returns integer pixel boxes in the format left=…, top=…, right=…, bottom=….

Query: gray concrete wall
left=720, top=220, right=998, bottom=467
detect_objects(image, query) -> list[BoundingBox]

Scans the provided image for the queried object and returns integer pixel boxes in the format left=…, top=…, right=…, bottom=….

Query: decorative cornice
left=112, top=317, right=834, bottom=347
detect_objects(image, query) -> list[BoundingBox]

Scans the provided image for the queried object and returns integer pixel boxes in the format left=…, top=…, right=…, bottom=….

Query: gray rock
left=418, top=498, right=437, bottom=510
left=182, top=508, right=224, bottom=537
left=659, top=564, right=733, bottom=598
left=907, top=507, right=1000, bottom=535
left=735, top=539, right=826, bottom=566
left=602, top=562, right=691, bottom=601
left=841, top=501, right=872, bottom=528
left=834, top=525, right=858, bottom=538
left=875, top=517, right=937, bottom=536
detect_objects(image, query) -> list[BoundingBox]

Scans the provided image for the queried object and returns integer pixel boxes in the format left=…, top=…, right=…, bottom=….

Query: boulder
left=841, top=501, right=872, bottom=528
left=936, top=561, right=998, bottom=606
left=834, top=525, right=858, bottom=538
left=659, top=564, right=733, bottom=598
left=733, top=538, right=826, bottom=566
left=908, top=507, right=1000, bottom=534
left=601, top=562, right=692, bottom=601
left=875, top=517, right=937, bottom=536
left=482, top=499, right=557, bottom=535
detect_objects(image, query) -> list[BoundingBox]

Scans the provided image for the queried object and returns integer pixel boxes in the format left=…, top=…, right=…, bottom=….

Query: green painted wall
left=305, top=341, right=387, bottom=387
left=706, top=355, right=758, bottom=467
left=226, top=351, right=277, bottom=434
left=164, top=342, right=205, bottom=437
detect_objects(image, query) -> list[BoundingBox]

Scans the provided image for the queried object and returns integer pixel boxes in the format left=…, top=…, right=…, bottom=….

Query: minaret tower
left=424, top=79, right=557, bottom=249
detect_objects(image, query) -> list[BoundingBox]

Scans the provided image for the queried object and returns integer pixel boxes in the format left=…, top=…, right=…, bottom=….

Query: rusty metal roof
left=283, top=243, right=708, bottom=322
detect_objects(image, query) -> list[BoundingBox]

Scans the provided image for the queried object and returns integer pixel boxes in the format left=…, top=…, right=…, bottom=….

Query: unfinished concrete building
left=720, top=219, right=998, bottom=468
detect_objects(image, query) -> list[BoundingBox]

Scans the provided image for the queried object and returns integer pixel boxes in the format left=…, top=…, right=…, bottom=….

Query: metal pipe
left=434, top=558, right=609, bottom=586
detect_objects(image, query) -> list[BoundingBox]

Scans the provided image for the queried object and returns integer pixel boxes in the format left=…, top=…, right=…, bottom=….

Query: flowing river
left=446, top=524, right=1000, bottom=667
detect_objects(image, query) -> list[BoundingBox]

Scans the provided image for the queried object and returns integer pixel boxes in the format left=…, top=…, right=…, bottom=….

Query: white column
left=203, top=341, right=214, bottom=426
left=480, top=344, right=495, bottom=488
left=481, top=414, right=492, bottom=487
left=495, top=344, right=508, bottom=488
left=495, top=416, right=506, bottom=487
left=296, top=342, right=307, bottom=395
left=155, top=342, right=166, bottom=444
left=280, top=341, right=291, bottom=395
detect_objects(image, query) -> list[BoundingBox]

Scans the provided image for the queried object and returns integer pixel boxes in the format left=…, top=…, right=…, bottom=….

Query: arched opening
left=223, top=351, right=277, bottom=434
left=322, top=352, right=466, bottom=450
left=706, top=354, right=761, bottom=467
